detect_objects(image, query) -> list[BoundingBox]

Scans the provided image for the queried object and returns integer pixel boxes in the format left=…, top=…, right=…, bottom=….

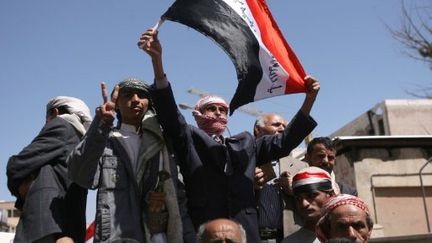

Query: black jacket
left=152, top=84, right=317, bottom=243
left=7, top=117, right=87, bottom=243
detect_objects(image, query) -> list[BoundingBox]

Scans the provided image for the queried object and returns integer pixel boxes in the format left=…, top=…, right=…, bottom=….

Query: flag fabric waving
left=85, top=221, right=95, bottom=243
left=162, top=0, right=307, bottom=115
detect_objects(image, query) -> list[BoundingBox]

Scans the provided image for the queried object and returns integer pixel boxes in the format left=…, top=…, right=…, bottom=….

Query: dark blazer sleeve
left=6, top=118, right=72, bottom=198
left=175, top=178, right=197, bottom=243
left=153, top=85, right=197, bottom=241
left=255, top=111, right=317, bottom=166
left=151, top=84, right=191, bottom=168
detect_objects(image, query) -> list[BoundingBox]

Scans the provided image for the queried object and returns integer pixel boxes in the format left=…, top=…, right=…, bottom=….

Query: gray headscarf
left=115, top=78, right=154, bottom=125
left=46, top=96, right=92, bottom=136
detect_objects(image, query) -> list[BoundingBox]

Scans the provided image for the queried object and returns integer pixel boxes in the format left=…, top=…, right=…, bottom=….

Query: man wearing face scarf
left=67, top=78, right=195, bottom=243
left=138, top=29, right=320, bottom=242
left=7, top=96, right=92, bottom=243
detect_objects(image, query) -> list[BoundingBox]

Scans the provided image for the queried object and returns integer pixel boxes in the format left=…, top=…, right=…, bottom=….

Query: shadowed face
left=116, top=89, right=149, bottom=127
left=295, top=190, right=332, bottom=223
left=329, top=205, right=372, bottom=243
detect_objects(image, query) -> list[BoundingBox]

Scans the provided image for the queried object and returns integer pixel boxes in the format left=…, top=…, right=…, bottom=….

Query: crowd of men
left=6, top=29, right=374, bottom=243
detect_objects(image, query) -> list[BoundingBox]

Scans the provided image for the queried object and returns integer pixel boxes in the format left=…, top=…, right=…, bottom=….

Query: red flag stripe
left=293, top=171, right=331, bottom=181
left=246, top=0, right=306, bottom=93
left=85, top=221, right=95, bottom=242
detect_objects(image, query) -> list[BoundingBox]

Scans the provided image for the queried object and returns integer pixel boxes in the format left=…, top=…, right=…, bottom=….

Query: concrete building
left=329, top=99, right=432, bottom=242
left=0, top=201, right=18, bottom=233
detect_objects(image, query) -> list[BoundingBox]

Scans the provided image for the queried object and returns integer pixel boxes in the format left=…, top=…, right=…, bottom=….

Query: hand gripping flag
left=162, top=0, right=307, bottom=115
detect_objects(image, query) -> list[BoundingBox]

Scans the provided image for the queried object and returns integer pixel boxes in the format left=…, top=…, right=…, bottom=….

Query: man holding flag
left=138, top=28, right=319, bottom=242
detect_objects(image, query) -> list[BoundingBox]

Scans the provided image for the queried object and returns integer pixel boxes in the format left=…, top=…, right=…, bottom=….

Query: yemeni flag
left=85, top=221, right=95, bottom=243
left=162, top=0, right=306, bottom=115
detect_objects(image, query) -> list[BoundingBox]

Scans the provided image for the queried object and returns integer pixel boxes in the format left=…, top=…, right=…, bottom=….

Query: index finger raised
left=101, top=82, right=109, bottom=104
left=111, top=85, right=119, bottom=104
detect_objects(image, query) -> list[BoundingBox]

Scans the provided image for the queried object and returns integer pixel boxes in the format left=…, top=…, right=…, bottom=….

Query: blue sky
left=1, top=0, right=430, bottom=223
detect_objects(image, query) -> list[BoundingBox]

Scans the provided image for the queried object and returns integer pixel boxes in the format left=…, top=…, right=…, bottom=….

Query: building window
left=13, top=209, right=21, bottom=218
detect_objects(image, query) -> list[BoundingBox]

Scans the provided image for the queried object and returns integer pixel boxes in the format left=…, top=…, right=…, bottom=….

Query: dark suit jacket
left=152, top=85, right=317, bottom=243
left=7, top=117, right=86, bottom=243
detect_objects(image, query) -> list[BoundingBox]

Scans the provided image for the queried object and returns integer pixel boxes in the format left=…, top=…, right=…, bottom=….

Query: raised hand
left=96, top=82, right=118, bottom=125
left=304, top=75, right=320, bottom=99
left=138, top=29, right=162, bottom=60
left=300, top=75, right=320, bottom=116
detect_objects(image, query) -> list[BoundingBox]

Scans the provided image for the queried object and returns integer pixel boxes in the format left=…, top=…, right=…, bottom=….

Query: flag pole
left=153, top=19, right=165, bottom=32
left=138, top=19, right=165, bottom=48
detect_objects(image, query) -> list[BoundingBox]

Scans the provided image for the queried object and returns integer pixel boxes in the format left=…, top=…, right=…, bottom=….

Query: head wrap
left=118, top=77, right=151, bottom=96
left=192, top=95, right=229, bottom=136
left=46, top=96, right=92, bottom=135
left=292, top=167, right=335, bottom=195
left=115, top=78, right=153, bottom=125
left=194, top=95, right=229, bottom=112
left=316, top=194, right=371, bottom=242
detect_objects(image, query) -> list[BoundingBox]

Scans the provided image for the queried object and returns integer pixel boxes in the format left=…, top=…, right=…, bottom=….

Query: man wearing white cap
left=7, top=96, right=92, bottom=243
left=282, top=167, right=337, bottom=243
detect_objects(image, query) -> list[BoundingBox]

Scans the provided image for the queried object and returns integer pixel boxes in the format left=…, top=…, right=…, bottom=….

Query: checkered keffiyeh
left=194, top=95, right=228, bottom=112
left=192, top=95, right=228, bottom=136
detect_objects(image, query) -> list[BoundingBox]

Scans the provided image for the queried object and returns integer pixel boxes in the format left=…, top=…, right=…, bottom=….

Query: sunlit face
left=329, top=205, right=372, bottom=243
left=255, top=114, right=287, bottom=137
left=295, top=190, right=331, bottom=223
left=204, top=219, right=242, bottom=243
left=306, top=143, right=336, bottom=172
left=116, top=89, right=149, bottom=127
left=202, top=104, right=228, bottom=119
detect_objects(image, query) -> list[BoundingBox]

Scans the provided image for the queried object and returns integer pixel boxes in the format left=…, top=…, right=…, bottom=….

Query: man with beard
left=316, top=194, right=374, bottom=243
left=305, top=137, right=357, bottom=196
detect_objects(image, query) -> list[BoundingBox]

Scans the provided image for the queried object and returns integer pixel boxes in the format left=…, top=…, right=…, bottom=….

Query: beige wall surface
left=335, top=146, right=432, bottom=238
left=374, top=187, right=432, bottom=236
left=331, top=99, right=432, bottom=137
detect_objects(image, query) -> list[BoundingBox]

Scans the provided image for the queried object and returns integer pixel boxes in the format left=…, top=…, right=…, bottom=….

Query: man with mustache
left=139, top=28, right=320, bottom=242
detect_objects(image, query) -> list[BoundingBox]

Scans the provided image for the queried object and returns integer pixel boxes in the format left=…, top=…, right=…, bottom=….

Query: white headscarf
left=46, top=96, right=92, bottom=136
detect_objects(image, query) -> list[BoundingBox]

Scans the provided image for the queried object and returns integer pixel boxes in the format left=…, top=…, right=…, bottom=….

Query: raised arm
left=300, top=75, right=320, bottom=116
left=67, top=82, right=117, bottom=189
left=138, top=29, right=167, bottom=88
left=256, top=77, right=320, bottom=164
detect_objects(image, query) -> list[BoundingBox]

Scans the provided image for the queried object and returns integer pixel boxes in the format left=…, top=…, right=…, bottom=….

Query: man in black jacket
left=139, top=29, right=319, bottom=243
left=7, top=96, right=92, bottom=243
